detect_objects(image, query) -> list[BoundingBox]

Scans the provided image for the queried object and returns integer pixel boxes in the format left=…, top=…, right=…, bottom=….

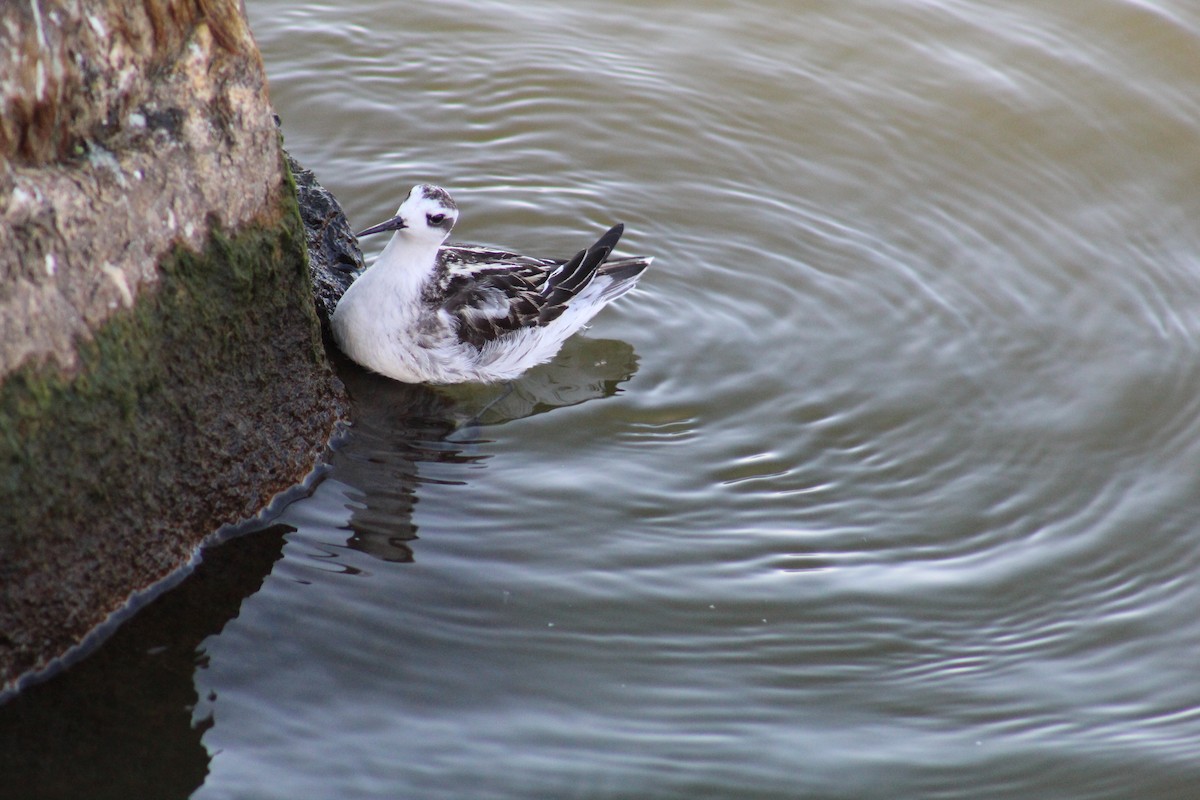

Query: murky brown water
left=5, top=1, right=1200, bottom=798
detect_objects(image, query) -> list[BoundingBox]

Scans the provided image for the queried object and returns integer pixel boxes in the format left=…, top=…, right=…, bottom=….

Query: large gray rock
left=0, top=0, right=286, bottom=375
left=0, top=1, right=344, bottom=690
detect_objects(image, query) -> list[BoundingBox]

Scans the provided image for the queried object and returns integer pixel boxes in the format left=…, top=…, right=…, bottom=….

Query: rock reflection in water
left=0, top=525, right=291, bottom=800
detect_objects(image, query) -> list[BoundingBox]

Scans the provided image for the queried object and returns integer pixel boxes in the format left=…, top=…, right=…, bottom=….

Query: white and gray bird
left=331, top=184, right=652, bottom=384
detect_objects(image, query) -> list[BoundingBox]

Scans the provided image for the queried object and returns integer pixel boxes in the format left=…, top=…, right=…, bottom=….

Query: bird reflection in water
left=328, top=333, right=639, bottom=563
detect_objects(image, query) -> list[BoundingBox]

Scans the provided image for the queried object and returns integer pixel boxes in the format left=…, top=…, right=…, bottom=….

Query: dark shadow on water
left=0, top=336, right=638, bottom=799
left=0, top=524, right=291, bottom=800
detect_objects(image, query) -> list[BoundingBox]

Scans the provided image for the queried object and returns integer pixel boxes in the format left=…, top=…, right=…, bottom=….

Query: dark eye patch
left=428, top=213, right=446, bottom=226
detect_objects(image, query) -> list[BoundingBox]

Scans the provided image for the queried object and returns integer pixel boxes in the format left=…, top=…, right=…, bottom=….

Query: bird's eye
left=428, top=213, right=446, bottom=226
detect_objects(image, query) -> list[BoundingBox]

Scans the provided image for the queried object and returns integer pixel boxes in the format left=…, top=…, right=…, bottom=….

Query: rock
left=0, top=1, right=344, bottom=692
left=0, top=0, right=285, bottom=375
left=285, top=149, right=364, bottom=329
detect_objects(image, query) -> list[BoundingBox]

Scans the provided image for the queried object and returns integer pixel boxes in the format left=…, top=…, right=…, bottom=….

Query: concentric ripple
left=22, top=2, right=1200, bottom=798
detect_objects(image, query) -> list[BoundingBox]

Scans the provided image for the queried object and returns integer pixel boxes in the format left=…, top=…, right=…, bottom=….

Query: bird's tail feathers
left=595, top=256, right=652, bottom=302
left=540, top=224, right=626, bottom=315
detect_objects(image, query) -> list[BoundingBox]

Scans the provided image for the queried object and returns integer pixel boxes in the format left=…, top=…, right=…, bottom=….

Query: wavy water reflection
left=330, top=337, right=638, bottom=562
left=5, top=0, right=1200, bottom=797
left=214, top=0, right=1200, bottom=793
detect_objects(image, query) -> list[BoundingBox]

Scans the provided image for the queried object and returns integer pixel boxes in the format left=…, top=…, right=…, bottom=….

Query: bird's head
left=357, top=184, right=459, bottom=247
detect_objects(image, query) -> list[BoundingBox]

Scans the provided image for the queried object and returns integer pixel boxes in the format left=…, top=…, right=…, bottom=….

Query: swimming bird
left=331, top=184, right=652, bottom=384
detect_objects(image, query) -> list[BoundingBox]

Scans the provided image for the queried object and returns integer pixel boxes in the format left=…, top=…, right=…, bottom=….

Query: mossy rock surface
left=0, top=181, right=343, bottom=688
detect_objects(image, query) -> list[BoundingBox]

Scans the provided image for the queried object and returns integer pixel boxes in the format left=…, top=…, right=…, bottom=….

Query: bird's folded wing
left=439, top=269, right=549, bottom=348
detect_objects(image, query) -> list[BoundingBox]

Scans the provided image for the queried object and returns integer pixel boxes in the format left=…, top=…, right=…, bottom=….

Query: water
left=5, top=0, right=1200, bottom=797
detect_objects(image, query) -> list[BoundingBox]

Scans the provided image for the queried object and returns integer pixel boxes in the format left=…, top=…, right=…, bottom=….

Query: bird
left=331, top=184, right=653, bottom=384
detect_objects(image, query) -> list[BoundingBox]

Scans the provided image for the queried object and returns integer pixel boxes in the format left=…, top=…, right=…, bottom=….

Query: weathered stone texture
left=0, top=1, right=344, bottom=690
left=0, top=0, right=281, bottom=377
left=287, top=152, right=365, bottom=330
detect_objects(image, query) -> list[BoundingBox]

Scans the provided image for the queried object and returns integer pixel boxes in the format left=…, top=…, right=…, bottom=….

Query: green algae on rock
left=0, top=1, right=344, bottom=691
left=0, top=184, right=344, bottom=688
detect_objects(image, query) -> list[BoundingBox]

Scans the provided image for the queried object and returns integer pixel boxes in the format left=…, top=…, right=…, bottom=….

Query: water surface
left=5, top=1, right=1200, bottom=798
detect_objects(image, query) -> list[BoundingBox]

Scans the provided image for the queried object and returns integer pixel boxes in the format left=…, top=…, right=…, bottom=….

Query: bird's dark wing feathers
left=438, top=268, right=546, bottom=349
left=437, top=224, right=628, bottom=349
left=538, top=224, right=624, bottom=321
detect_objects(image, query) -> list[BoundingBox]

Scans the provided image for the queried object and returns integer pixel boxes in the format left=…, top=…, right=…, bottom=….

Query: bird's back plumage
left=434, top=224, right=648, bottom=350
